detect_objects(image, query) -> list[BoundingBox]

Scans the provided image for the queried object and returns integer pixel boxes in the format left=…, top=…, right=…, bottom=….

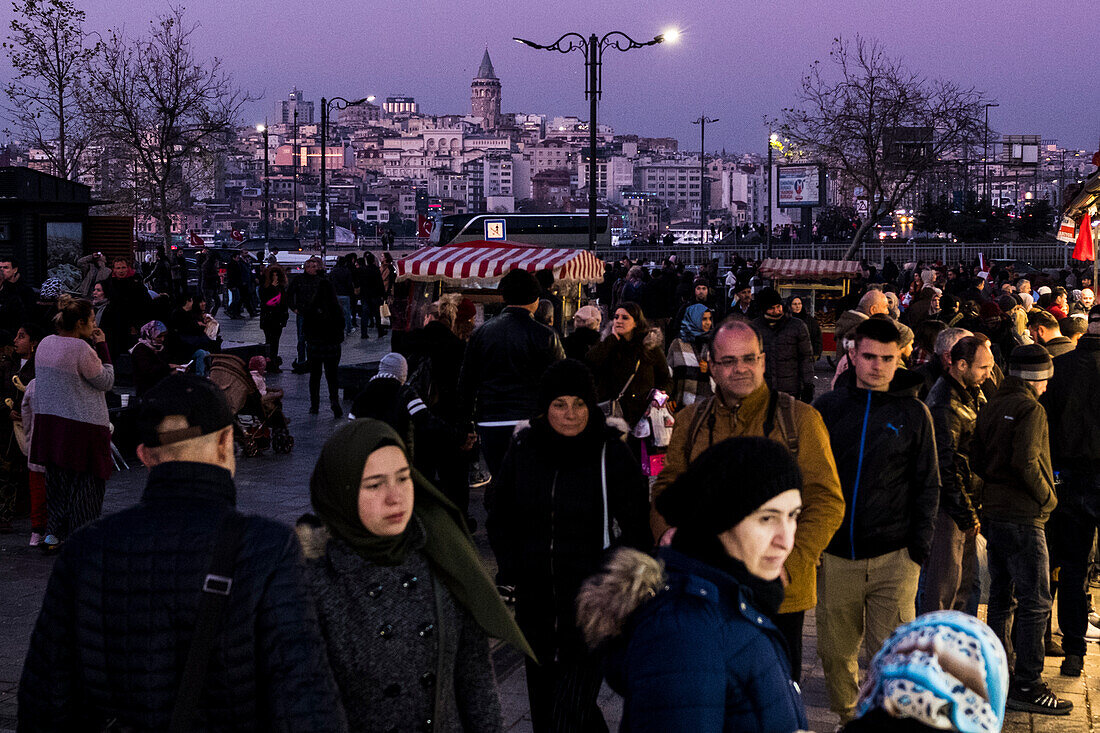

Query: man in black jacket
left=920, top=336, right=991, bottom=614
left=458, top=268, right=564, bottom=475
left=812, top=317, right=940, bottom=723
left=286, top=257, right=325, bottom=373
left=752, top=287, right=814, bottom=402
left=1043, top=323, right=1100, bottom=678
left=19, top=375, right=347, bottom=732
left=973, top=344, right=1070, bottom=714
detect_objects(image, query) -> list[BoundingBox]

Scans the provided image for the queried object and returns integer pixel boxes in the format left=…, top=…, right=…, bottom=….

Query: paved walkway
left=1, top=316, right=1099, bottom=731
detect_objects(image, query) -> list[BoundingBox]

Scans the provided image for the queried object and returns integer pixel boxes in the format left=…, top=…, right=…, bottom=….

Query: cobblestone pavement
left=1, top=318, right=1098, bottom=731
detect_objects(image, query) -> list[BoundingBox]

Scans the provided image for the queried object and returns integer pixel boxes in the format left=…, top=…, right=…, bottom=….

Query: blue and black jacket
left=813, top=368, right=941, bottom=564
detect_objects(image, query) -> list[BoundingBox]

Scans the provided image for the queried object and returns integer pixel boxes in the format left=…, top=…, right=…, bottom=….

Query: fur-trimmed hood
left=575, top=547, right=664, bottom=649
left=511, top=415, right=632, bottom=438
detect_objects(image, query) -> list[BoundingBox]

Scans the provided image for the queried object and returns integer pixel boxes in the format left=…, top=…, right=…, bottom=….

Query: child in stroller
left=207, top=353, right=293, bottom=456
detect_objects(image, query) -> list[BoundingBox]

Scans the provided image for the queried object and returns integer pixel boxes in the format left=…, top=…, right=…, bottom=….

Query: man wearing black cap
left=752, top=287, right=814, bottom=402
left=19, top=375, right=348, bottom=731
left=458, top=267, right=565, bottom=476
left=730, top=281, right=758, bottom=319
left=973, top=345, right=1071, bottom=714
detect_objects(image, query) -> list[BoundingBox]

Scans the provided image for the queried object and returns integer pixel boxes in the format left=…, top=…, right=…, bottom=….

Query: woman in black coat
left=789, top=296, right=822, bottom=362
left=259, top=265, right=289, bottom=371
left=584, top=301, right=670, bottom=430
left=302, top=276, right=345, bottom=417
left=487, top=359, right=650, bottom=733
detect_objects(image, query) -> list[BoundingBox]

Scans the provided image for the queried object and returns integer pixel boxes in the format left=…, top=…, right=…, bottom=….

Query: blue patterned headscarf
left=855, top=610, right=1008, bottom=733
left=679, top=303, right=713, bottom=342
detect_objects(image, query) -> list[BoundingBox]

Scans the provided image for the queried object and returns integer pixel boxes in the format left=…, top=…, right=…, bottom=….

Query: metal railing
left=595, top=241, right=1074, bottom=270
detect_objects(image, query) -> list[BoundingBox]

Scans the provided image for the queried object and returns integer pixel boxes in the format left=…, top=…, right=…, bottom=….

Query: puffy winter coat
left=18, top=461, right=348, bottom=732
left=813, top=368, right=941, bottom=564
left=973, top=376, right=1056, bottom=527
left=752, top=314, right=814, bottom=398
left=486, top=418, right=650, bottom=657
left=577, top=547, right=808, bottom=733
left=457, top=307, right=565, bottom=423
left=1044, top=334, right=1100, bottom=471
left=926, top=375, right=985, bottom=531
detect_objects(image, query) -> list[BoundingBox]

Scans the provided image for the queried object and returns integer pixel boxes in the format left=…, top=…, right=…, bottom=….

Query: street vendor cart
left=758, top=258, right=862, bottom=359
left=392, top=239, right=605, bottom=336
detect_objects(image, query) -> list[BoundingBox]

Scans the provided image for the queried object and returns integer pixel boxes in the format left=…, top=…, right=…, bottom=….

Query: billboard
left=776, top=164, right=824, bottom=208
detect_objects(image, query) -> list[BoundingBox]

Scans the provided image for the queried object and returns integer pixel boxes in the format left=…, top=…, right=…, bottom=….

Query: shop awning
left=758, top=258, right=863, bottom=280
left=1064, top=166, right=1100, bottom=222
left=397, top=240, right=605, bottom=287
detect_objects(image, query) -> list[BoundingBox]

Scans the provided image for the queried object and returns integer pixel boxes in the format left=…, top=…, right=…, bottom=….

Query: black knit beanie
left=656, top=437, right=802, bottom=535
left=537, top=358, right=599, bottom=415
left=757, top=287, right=783, bottom=311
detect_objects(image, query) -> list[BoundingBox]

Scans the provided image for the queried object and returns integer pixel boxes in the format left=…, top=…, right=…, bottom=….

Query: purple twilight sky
left=2, top=0, right=1097, bottom=154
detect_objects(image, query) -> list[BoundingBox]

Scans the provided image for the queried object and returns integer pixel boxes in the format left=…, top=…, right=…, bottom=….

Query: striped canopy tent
left=397, top=240, right=605, bottom=288
left=758, top=258, right=863, bottom=280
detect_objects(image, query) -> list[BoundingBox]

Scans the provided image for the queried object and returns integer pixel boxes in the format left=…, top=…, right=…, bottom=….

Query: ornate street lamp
left=515, top=29, right=676, bottom=250
left=321, top=96, right=371, bottom=263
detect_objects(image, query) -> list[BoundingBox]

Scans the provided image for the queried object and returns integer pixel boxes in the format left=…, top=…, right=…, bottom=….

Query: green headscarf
left=310, top=418, right=534, bottom=659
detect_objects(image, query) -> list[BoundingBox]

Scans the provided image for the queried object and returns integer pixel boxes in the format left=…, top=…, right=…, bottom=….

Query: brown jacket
left=651, top=383, right=845, bottom=613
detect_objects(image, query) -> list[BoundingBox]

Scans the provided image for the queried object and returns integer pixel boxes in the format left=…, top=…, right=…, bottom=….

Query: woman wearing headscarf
left=576, top=437, right=807, bottom=732
left=130, top=321, right=175, bottom=395
left=840, top=610, right=1008, bottom=733
left=297, top=419, right=530, bottom=733
left=665, top=303, right=713, bottom=409
left=487, top=359, right=650, bottom=732
left=788, top=295, right=823, bottom=362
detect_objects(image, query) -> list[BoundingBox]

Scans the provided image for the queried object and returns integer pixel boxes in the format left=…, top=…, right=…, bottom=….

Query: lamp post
left=257, top=123, right=270, bottom=245
left=292, top=108, right=298, bottom=237
left=767, top=132, right=778, bottom=256
left=983, top=102, right=999, bottom=206
left=692, top=115, right=718, bottom=245
left=515, top=29, right=675, bottom=250
left=320, top=96, right=370, bottom=264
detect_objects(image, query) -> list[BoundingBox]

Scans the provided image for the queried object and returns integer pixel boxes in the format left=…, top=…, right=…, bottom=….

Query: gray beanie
left=1008, top=344, right=1053, bottom=382
left=373, top=352, right=408, bottom=384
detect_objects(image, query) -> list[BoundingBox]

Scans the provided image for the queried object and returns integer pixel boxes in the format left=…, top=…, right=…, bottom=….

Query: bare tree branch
left=778, top=36, right=988, bottom=259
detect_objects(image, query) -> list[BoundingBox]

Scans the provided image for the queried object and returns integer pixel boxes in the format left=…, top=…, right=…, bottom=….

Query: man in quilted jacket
left=19, top=375, right=347, bottom=732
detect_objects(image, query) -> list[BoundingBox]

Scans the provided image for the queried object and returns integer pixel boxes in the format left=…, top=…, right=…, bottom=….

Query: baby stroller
left=208, top=354, right=293, bottom=457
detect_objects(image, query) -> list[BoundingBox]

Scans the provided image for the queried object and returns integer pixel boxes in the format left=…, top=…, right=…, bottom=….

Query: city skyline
left=0, top=0, right=1095, bottom=155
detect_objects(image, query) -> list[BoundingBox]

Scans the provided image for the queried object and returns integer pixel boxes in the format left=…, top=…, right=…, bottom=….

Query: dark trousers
left=307, top=344, right=341, bottom=407
left=45, top=463, right=105, bottom=541
left=262, top=325, right=284, bottom=365
left=477, top=424, right=518, bottom=479
left=773, top=610, right=805, bottom=682
left=1049, top=468, right=1100, bottom=656
left=918, top=508, right=978, bottom=615
left=203, top=287, right=220, bottom=317
left=361, top=297, right=384, bottom=338
left=295, top=313, right=306, bottom=364
left=984, top=518, right=1051, bottom=685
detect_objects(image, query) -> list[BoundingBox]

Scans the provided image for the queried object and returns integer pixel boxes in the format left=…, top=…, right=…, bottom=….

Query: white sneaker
left=1086, top=622, right=1100, bottom=641
left=28, top=531, right=43, bottom=547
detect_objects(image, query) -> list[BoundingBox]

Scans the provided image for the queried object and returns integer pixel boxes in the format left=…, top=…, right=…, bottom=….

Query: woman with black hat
left=487, top=359, right=651, bottom=732
left=297, top=419, right=532, bottom=732
left=576, top=437, right=808, bottom=732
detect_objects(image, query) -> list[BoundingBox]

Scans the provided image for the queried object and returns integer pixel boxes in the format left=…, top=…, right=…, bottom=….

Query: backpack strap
left=764, top=390, right=801, bottom=458
left=682, top=396, right=716, bottom=465
left=169, top=510, right=247, bottom=733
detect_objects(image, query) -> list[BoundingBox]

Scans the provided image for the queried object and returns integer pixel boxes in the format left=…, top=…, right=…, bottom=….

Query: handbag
left=379, top=302, right=392, bottom=327
left=599, top=359, right=640, bottom=421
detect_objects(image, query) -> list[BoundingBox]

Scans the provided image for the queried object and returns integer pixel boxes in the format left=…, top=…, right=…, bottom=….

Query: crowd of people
left=10, top=244, right=1100, bottom=732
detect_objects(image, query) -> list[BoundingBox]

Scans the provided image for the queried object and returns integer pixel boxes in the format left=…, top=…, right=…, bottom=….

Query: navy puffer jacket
left=587, top=548, right=807, bottom=733
left=18, top=462, right=348, bottom=733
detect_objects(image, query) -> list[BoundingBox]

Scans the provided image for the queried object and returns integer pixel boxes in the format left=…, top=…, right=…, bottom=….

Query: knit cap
left=537, top=358, right=599, bottom=415
left=996, top=295, right=1017, bottom=313
left=373, top=352, right=408, bottom=384
left=656, top=437, right=802, bottom=535
left=39, top=278, right=65, bottom=299
left=1008, top=344, right=1053, bottom=381
left=573, top=305, right=602, bottom=330
left=757, top=287, right=783, bottom=311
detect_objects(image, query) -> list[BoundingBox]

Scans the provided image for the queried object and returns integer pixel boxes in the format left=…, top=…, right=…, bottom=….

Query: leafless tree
left=779, top=36, right=988, bottom=259
left=86, top=6, right=249, bottom=251
left=3, top=0, right=99, bottom=180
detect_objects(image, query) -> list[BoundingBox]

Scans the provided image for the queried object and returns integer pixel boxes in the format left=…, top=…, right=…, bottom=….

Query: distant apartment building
left=633, top=159, right=701, bottom=212
left=577, top=155, right=634, bottom=204
left=527, top=139, right=576, bottom=176
left=280, top=88, right=314, bottom=125
left=384, top=97, right=418, bottom=116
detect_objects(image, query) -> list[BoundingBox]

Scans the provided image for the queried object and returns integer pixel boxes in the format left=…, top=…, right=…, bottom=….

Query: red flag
left=417, top=214, right=434, bottom=239
left=1073, top=212, right=1095, bottom=261
left=231, top=229, right=244, bottom=242
left=189, top=231, right=203, bottom=247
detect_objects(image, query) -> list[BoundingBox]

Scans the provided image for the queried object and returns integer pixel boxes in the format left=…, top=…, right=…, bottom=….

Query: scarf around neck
left=310, top=418, right=534, bottom=659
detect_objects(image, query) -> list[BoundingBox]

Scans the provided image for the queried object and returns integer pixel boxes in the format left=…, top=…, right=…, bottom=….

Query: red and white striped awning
left=758, top=258, right=862, bottom=280
left=397, top=241, right=605, bottom=287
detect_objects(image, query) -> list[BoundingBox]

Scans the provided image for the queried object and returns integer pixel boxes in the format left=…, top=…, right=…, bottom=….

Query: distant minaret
left=471, top=49, right=501, bottom=131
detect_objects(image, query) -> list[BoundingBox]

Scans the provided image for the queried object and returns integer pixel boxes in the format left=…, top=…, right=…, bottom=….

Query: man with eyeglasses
left=650, top=316, right=843, bottom=682
left=811, top=317, right=940, bottom=724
